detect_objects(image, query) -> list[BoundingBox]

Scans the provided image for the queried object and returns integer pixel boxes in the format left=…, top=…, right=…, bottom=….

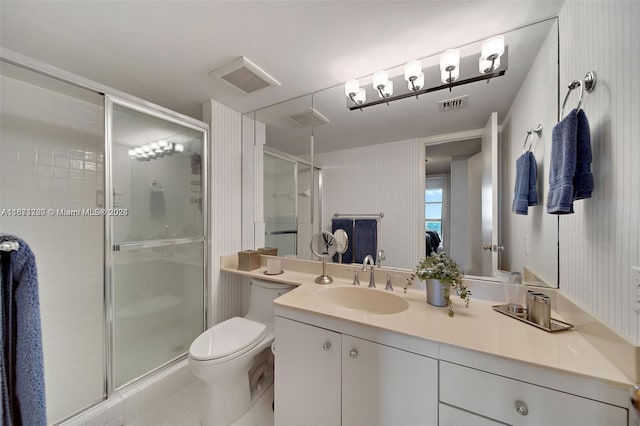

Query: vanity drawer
left=440, top=361, right=627, bottom=426
left=439, top=403, right=503, bottom=426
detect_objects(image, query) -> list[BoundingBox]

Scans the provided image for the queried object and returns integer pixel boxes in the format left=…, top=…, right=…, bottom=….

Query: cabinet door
left=342, top=335, right=438, bottom=426
left=439, top=403, right=503, bottom=426
left=440, top=361, right=628, bottom=426
left=275, top=317, right=341, bottom=426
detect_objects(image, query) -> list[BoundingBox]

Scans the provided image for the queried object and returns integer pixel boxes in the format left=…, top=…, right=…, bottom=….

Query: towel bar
left=0, top=241, right=19, bottom=252
left=561, top=71, right=597, bottom=119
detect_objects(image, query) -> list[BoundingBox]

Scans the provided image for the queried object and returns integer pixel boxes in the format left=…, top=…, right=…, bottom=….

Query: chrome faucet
left=376, top=249, right=386, bottom=267
left=362, top=255, right=376, bottom=288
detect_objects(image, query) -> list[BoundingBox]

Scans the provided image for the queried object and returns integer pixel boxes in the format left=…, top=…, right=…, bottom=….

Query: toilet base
left=196, top=344, right=274, bottom=426
left=200, top=369, right=273, bottom=426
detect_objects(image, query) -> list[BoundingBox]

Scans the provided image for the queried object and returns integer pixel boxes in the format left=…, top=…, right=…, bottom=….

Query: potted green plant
left=404, top=252, right=471, bottom=317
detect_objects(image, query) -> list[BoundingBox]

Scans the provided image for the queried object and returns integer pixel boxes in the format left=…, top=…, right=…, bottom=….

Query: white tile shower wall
left=60, top=359, right=196, bottom=426
left=0, top=74, right=105, bottom=423
left=558, top=1, right=640, bottom=343
left=203, top=99, right=250, bottom=326
left=315, top=138, right=423, bottom=270
left=500, top=20, right=559, bottom=287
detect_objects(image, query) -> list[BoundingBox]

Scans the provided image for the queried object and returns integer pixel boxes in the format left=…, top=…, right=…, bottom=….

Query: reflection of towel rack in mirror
left=333, top=212, right=384, bottom=221
left=561, top=71, right=597, bottom=119
left=150, top=180, right=164, bottom=192
left=522, top=124, right=543, bottom=153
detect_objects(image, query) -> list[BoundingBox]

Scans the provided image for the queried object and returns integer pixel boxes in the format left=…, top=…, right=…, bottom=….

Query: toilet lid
left=189, top=317, right=267, bottom=361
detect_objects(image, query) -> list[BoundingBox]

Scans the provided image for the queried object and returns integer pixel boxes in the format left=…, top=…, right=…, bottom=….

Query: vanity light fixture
left=128, top=141, right=185, bottom=161
left=372, top=70, right=393, bottom=104
left=440, top=49, right=460, bottom=91
left=479, top=35, right=505, bottom=75
left=345, top=79, right=366, bottom=109
left=404, top=60, right=425, bottom=98
left=343, top=34, right=506, bottom=110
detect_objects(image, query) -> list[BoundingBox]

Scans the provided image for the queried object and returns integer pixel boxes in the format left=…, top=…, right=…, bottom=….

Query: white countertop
left=221, top=256, right=634, bottom=390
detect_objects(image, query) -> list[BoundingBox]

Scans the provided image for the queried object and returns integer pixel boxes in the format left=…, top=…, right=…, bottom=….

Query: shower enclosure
left=0, top=59, right=208, bottom=423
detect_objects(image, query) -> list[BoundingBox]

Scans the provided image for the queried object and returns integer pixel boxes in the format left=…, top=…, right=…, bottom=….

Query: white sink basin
left=317, top=286, right=409, bottom=315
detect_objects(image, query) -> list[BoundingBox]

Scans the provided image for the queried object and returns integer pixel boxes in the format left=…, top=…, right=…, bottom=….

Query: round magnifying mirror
left=310, top=231, right=337, bottom=284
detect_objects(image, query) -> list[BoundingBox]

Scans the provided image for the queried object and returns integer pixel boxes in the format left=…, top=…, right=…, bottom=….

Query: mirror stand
left=315, top=259, right=333, bottom=284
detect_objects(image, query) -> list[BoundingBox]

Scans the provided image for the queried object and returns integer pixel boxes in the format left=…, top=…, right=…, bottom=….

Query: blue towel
left=0, top=235, right=46, bottom=426
left=547, top=109, right=578, bottom=214
left=353, top=219, right=377, bottom=264
left=547, top=108, right=594, bottom=214
left=574, top=109, right=594, bottom=200
left=331, top=219, right=353, bottom=264
left=512, top=151, right=538, bottom=215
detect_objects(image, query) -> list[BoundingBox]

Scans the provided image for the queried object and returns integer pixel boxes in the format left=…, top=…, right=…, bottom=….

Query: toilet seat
left=189, top=317, right=267, bottom=362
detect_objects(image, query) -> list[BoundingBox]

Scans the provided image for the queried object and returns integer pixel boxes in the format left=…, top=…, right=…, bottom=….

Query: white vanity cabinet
left=439, top=360, right=628, bottom=426
left=342, top=334, right=438, bottom=425
left=275, top=316, right=439, bottom=426
left=274, top=316, right=342, bottom=426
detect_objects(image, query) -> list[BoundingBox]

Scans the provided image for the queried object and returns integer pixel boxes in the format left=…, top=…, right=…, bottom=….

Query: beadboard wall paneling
left=500, top=20, right=559, bottom=287
left=558, top=1, right=640, bottom=342
left=316, top=139, right=423, bottom=270
left=204, top=99, right=250, bottom=326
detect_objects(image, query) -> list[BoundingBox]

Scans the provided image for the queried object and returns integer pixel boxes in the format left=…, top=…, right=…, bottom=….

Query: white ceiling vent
left=288, top=108, right=329, bottom=127
left=438, top=95, right=469, bottom=112
left=210, top=57, right=281, bottom=94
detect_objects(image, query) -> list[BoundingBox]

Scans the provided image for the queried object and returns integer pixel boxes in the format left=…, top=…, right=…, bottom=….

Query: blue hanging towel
left=353, top=219, right=377, bottom=264
left=331, top=219, right=353, bottom=264
left=0, top=235, right=46, bottom=426
left=512, top=151, right=539, bottom=215
left=547, top=108, right=594, bottom=214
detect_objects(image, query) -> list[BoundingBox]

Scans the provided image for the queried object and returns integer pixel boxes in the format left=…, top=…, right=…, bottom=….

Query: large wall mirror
left=243, top=94, right=322, bottom=260
left=245, top=18, right=559, bottom=287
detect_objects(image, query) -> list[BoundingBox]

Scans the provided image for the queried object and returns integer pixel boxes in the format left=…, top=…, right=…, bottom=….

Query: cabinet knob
left=515, top=400, right=528, bottom=416
left=349, top=349, right=358, bottom=358
left=630, top=385, right=640, bottom=414
left=322, top=342, right=331, bottom=351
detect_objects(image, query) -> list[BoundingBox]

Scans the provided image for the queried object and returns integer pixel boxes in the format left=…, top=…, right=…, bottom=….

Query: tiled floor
left=127, top=380, right=274, bottom=426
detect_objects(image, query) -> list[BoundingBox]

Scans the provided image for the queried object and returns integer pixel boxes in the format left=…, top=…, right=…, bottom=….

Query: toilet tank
left=245, top=279, right=295, bottom=332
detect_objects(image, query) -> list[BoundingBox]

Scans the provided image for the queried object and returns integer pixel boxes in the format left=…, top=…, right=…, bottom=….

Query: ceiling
left=0, top=1, right=564, bottom=120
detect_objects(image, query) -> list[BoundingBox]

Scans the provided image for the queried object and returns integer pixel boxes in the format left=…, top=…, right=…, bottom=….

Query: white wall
left=203, top=99, right=250, bottom=326
left=0, top=73, right=105, bottom=423
left=557, top=1, right=640, bottom=343
left=500, top=19, right=559, bottom=287
left=316, top=138, right=423, bottom=270
left=450, top=158, right=469, bottom=270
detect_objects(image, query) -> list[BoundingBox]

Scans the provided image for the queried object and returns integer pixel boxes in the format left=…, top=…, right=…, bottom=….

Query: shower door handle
left=113, top=236, right=204, bottom=251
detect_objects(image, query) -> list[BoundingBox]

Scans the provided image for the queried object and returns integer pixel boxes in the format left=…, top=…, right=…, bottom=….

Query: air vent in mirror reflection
left=438, top=95, right=468, bottom=111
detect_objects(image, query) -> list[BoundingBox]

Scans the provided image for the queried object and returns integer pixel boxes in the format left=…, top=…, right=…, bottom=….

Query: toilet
left=188, top=278, right=295, bottom=426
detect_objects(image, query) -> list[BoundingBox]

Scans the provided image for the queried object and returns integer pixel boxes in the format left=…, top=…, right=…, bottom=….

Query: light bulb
left=372, top=71, right=389, bottom=90
left=354, top=88, right=366, bottom=104
left=479, top=56, right=501, bottom=73
left=135, top=147, right=144, bottom=155
left=404, top=60, right=422, bottom=82
left=158, top=140, right=168, bottom=148
left=407, top=72, right=425, bottom=91
left=441, top=67, right=459, bottom=84
left=481, top=36, right=505, bottom=61
left=174, top=143, right=185, bottom=153
left=141, top=145, right=151, bottom=153
left=163, top=143, right=173, bottom=151
left=440, top=49, right=460, bottom=72
left=345, top=79, right=360, bottom=97
left=379, top=80, right=393, bottom=98
left=128, top=149, right=137, bottom=158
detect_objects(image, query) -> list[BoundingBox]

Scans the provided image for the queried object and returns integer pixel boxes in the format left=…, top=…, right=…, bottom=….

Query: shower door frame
left=104, top=95, right=209, bottom=395
left=1, top=50, right=210, bottom=419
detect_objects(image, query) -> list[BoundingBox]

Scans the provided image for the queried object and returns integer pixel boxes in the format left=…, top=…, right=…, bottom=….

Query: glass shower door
left=108, top=100, right=206, bottom=389
left=263, top=152, right=297, bottom=256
